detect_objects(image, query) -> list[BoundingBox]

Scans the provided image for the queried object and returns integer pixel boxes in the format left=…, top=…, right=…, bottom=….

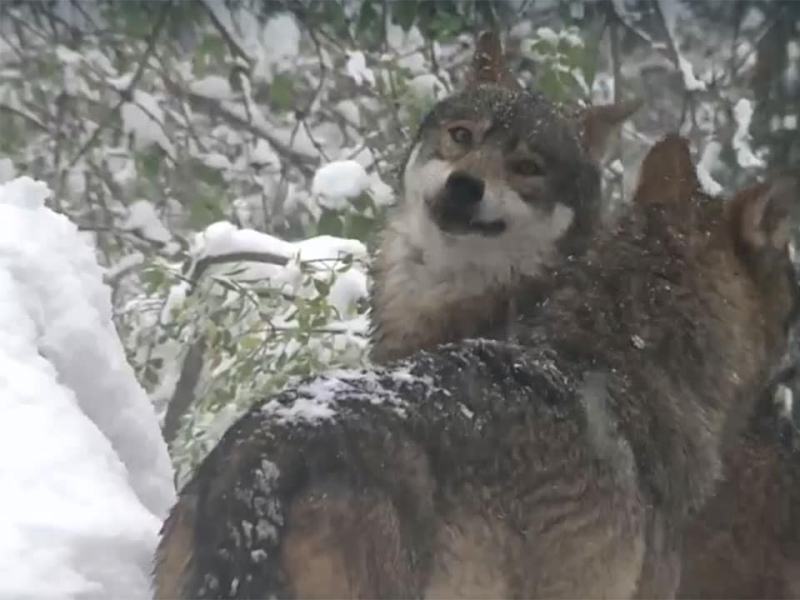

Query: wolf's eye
left=510, top=158, right=544, bottom=177
left=449, top=127, right=473, bottom=146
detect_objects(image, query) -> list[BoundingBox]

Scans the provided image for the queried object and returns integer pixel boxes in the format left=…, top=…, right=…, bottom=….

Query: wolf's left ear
left=733, top=176, right=799, bottom=253
left=469, top=30, right=522, bottom=91
left=579, top=99, right=642, bottom=163
left=633, top=134, right=699, bottom=205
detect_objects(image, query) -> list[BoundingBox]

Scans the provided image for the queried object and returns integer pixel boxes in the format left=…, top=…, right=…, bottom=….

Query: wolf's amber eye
left=449, top=126, right=473, bottom=146
left=510, top=158, right=544, bottom=177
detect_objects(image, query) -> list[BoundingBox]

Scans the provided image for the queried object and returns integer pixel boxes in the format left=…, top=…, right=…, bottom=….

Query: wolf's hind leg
left=281, top=479, right=418, bottom=598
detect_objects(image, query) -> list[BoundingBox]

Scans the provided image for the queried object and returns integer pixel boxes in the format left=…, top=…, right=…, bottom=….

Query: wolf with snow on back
left=154, top=134, right=800, bottom=598
left=369, top=31, right=638, bottom=362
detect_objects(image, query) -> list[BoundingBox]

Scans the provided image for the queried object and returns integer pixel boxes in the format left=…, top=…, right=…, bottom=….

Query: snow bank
left=0, top=177, right=174, bottom=599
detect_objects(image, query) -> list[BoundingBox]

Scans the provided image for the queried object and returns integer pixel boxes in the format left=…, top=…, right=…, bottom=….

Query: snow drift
left=0, top=177, right=174, bottom=599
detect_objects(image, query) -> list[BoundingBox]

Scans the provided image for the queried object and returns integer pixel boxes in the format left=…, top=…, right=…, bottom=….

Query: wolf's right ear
left=633, top=134, right=699, bottom=205
left=733, top=176, right=799, bottom=253
left=579, top=99, right=641, bottom=163
left=469, top=30, right=522, bottom=91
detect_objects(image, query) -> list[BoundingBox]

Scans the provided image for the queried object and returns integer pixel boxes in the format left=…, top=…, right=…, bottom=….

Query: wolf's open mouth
left=466, top=219, right=507, bottom=236
left=437, top=218, right=507, bottom=237
left=426, top=195, right=507, bottom=237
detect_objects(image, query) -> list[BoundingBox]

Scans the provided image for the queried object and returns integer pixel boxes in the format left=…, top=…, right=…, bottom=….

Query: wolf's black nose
left=445, top=171, right=485, bottom=204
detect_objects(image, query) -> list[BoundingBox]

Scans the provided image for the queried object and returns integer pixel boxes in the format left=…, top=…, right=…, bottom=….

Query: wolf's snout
left=430, top=171, right=505, bottom=236
left=445, top=171, right=485, bottom=204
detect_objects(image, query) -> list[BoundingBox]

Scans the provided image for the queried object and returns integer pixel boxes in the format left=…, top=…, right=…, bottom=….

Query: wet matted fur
left=154, top=136, right=799, bottom=598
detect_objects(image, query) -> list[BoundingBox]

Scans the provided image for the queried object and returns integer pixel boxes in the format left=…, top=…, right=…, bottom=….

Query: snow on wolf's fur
left=0, top=177, right=174, bottom=599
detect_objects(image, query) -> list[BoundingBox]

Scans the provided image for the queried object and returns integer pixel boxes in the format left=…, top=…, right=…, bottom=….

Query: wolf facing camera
left=369, top=32, right=639, bottom=362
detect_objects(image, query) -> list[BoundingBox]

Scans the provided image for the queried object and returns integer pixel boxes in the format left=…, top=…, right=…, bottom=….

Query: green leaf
left=357, top=0, right=379, bottom=35
left=269, top=73, right=296, bottom=112
left=240, top=336, right=261, bottom=352
left=321, top=2, right=348, bottom=36
left=191, top=159, right=225, bottom=187
left=392, top=0, right=418, bottom=30
left=313, top=278, right=331, bottom=296
left=317, top=210, right=343, bottom=236
left=344, top=213, right=376, bottom=242
left=141, top=267, right=166, bottom=292
left=187, top=188, right=226, bottom=228
left=138, top=147, right=164, bottom=179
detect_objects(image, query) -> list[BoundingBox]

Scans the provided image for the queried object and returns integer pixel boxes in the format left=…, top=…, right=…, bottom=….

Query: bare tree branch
left=200, top=0, right=253, bottom=66
left=183, top=90, right=318, bottom=176
left=188, top=251, right=290, bottom=286
left=0, top=102, right=48, bottom=131
left=66, top=2, right=173, bottom=169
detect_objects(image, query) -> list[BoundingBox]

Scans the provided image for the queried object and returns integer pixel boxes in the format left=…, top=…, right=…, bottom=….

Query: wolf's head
left=371, top=32, right=638, bottom=362
left=394, top=32, right=636, bottom=281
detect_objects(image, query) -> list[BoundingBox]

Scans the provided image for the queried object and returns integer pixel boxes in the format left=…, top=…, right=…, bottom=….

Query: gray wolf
left=369, top=31, right=638, bottom=362
left=676, top=381, right=800, bottom=599
left=153, top=135, right=799, bottom=598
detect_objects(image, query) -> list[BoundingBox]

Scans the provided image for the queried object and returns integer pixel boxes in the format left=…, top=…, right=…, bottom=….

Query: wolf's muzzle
left=430, top=171, right=506, bottom=236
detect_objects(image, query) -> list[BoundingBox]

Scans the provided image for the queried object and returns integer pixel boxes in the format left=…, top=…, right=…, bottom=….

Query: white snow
left=311, top=160, right=370, bottom=209
left=261, top=368, right=417, bottom=425
left=676, top=55, right=707, bottom=91
left=262, top=394, right=338, bottom=424
left=334, top=99, right=361, bottom=126
left=249, top=138, right=281, bottom=172
left=386, top=23, right=425, bottom=55
left=188, top=221, right=367, bottom=285
left=328, top=268, right=368, bottom=317
left=121, top=199, right=172, bottom=244
left=657, top=0, right=707, bottom=91
left=190, top=75, right=235, bottom=100
left=345, top=51, right=376, bottom=87
left=368, top=172, right=395, bottom=206
left=407, top=74, right=448, bottom=103
left=0, top=177, right=174, bottom=599
left=0, top=157, right=15, bottom=184
left=294, top=235, right=366, bottom=262
left=201, top=152, right=233, bottom=171
left=697, top=140, right=723, bottom=195
left=253, top=13, right=301, bottom=83
left=732, top=99, right=765, bottom=168
left=121, top=91, right=175, bottom=156
left=536, top=27, right=560, bottom=45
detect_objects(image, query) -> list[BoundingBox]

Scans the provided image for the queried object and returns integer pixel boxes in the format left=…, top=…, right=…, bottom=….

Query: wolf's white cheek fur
left=399, top=150, right=576, bottom=281
left=403, top=143, right=452, bottom=208
left=478, top=182, right=575, bottom=249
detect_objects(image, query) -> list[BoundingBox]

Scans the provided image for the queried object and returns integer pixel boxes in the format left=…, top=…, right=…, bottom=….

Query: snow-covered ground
left=0, top=177, right=174, bottom=599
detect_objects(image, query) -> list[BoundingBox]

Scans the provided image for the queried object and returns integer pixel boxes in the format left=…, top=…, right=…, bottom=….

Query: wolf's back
left=154, top=361, right=429, bottom=598
left=154, top=339, right=620, bottom=599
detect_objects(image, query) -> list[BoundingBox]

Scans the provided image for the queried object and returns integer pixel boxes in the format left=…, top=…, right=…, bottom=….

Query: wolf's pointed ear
left=733, top=176, right=799, bottom=253
left=633, top=134, right=700, bottom=205
left=469, top=30, right=522, bottom=91
left=579, top=99, right=642, bottom=163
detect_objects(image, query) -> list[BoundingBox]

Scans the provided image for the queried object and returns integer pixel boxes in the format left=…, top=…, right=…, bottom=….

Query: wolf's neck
left=369, top=220, right=538, bottom=363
